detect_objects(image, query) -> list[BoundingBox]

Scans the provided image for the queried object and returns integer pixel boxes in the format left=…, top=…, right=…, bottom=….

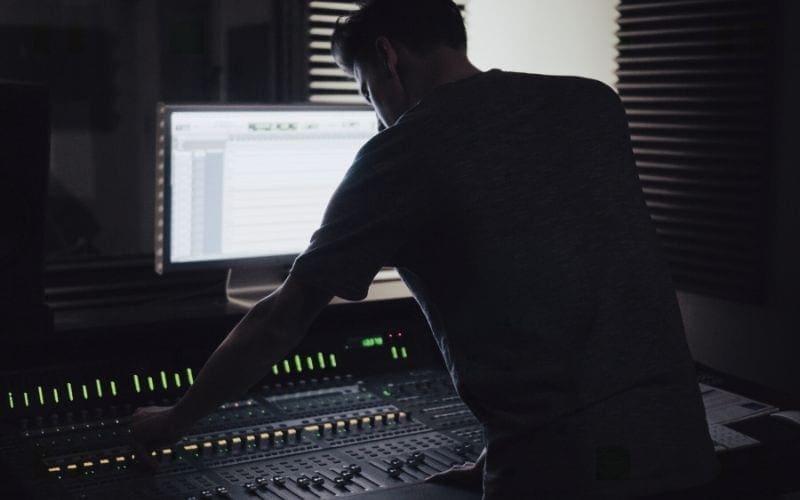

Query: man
left=133, top=0, right=719, bottom=498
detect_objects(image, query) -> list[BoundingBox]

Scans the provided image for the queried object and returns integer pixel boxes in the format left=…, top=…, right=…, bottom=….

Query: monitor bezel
left=155, top=103, right=376, bottom=275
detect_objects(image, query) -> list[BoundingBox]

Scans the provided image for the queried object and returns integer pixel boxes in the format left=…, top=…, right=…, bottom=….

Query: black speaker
left=0, top=81, right=52, bottom=337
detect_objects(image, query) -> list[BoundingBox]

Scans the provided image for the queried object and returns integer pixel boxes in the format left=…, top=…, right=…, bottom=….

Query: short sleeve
left=289, top=124, right=430, bottom=301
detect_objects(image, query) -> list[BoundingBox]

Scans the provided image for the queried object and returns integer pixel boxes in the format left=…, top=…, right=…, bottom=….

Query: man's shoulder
left=493, top=70, right=619, bottom=101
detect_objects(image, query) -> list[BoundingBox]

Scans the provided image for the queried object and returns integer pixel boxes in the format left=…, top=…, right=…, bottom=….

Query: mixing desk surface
left=1, top=369, right=482, bottom=499
left=0, top=301, right=485, bottom=499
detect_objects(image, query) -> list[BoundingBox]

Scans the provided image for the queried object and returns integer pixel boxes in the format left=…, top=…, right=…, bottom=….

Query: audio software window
left=168, top=110, right=377, bottom=263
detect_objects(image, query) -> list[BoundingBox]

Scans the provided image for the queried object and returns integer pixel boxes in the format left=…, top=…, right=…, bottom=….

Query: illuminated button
left=304, top=424, right=320, bottom=436
left=287, top=428, right=298, bottom=441
left=323, top=422, right=333, bottom=435
left=216, top=439, right=228, bottom=452
left=47, top=466, right=62, bottom=473
left=336, top=420, right=347, bottom=432
left=202, top=441, right=213, bottom=453
left=361, top=416, right=371, bottom=428
left=374, top=415, right=384, bottom=425
left=259, top=432, right=270, bottom=443
left=99, top=458, right=110, bottom=465
left=398, top=411, right=408, bottom=422
left=184, top=444, right=199, bottom=452
left=349, top=418, right=359, bottom=429
left=115, top=456, right=126, bottom=463
left=273, top=430, right=284, bottom=444
left=162, top=448, right=173, bottom=458
left=386, top=413, right=396, bottom=424
left=231, top=436, right=242, bottom=450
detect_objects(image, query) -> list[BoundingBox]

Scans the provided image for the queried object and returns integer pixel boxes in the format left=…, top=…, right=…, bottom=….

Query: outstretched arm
left=131, top=275, right=333, bottom=468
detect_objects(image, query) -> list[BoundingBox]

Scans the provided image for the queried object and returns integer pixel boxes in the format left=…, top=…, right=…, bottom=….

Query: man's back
left=291, top=70, right=719, bottom=498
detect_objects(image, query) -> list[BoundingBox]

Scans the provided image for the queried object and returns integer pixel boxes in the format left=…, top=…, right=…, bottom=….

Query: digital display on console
left=158, top=106, right=378, bottom=271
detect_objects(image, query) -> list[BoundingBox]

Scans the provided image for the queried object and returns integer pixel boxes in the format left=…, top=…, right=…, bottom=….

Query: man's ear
left=373, top=36, right=399, bottom=78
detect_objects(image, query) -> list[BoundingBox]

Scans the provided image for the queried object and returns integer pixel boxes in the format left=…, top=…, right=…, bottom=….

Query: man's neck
left=403, top=47, right=482, bottom=105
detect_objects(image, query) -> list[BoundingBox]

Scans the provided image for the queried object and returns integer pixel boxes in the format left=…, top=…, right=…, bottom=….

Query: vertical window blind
left=307, top=0, right=468, bottom=104
left=615, top=0, right=773, bottom=301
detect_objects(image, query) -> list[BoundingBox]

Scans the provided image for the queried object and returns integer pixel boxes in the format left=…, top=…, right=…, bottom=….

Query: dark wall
left=0, top=0, right=307, bottom=263
left=680, top=0, right=800, bottom=397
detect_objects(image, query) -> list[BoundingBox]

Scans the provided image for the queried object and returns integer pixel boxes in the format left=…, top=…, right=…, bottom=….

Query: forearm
left=171, top=293, right=301, bottom=428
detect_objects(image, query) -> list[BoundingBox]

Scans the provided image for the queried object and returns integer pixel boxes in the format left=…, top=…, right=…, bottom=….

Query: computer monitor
left=155, top=104, right=385, bottom=305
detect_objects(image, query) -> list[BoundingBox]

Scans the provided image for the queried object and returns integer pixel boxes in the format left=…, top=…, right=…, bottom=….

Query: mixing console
left=1, top=369, right=482, bottom=499
left=1, top=299, right=776, bottom=499
left=0, top=304, right=485, bottom=499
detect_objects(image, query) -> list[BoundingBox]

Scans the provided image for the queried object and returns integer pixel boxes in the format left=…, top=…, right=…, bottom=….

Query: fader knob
left=311, top=474, right=325, bottom=486
left=341, top=469, right=354, bottom=482
left=271, top=475, right=286, bottom=487
left=389, top=458, right=403, bottom=468
left=333, top=475, right=347, bottom=488
left=255, top=477, right=269, bottom=489
left=200, top=490, right=214, bottom=499
left=348, top=464, right=362, bottom=474
left=387, top=465, right=403, bottom=478
left=243, top=483, right=258, bottom=494
left=215, top=486, right=230, bottom=497
left=296, top=475, right=311, bottom=489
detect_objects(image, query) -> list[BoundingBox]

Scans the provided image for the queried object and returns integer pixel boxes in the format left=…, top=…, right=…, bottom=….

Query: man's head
left=331, top=0, right=472, bottom=128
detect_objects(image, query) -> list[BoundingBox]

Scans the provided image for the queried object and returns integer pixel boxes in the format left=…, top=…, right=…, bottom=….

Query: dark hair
left=331, top=0, right=467, bottom=73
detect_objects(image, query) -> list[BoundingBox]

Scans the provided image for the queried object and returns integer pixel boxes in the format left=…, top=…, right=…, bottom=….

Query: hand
left=425, top=461, right=483, bottom=491
left=130, top=405, right=183, bottom=471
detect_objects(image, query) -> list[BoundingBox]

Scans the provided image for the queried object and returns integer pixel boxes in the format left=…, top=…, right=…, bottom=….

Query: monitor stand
left=226, top=266, right=288, bottom=310
left=226, top=266, right=412, bottom=310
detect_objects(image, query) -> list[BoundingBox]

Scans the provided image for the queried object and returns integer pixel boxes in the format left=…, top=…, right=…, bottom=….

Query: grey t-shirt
left=290, top=70, right=718, bottom=498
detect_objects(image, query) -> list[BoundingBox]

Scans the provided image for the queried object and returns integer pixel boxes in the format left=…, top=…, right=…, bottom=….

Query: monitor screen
left=155, top=105, right=378, bottom=273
